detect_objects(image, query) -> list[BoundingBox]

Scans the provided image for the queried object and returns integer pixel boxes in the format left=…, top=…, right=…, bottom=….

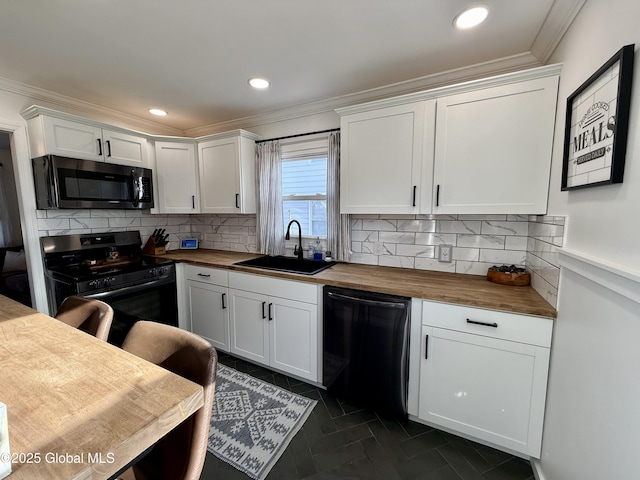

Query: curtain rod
left=255, top=128, right=340, bottom=144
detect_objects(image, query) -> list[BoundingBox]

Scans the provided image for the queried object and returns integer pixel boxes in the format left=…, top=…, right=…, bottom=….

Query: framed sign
left=561, top=44, right=635, bottom=190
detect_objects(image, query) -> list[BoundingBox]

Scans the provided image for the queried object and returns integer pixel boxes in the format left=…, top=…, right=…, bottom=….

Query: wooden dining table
left=0, top=295, right=204, bottom=480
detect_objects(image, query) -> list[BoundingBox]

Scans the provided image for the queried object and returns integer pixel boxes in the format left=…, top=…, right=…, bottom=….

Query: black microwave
left=32, top=155, right=154, bottom=210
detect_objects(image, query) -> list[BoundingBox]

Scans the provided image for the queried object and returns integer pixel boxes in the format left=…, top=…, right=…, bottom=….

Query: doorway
left=0, top=132, right=32, bottom=306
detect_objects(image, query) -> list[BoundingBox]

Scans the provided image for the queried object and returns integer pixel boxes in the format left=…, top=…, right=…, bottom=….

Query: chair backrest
left=55, top=296, right=114, bottom=342
left=121, top=321, right=217, bottom=480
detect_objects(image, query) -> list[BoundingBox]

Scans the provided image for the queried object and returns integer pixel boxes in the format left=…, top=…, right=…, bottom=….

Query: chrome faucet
left=285, top=220, right=304, bottom=259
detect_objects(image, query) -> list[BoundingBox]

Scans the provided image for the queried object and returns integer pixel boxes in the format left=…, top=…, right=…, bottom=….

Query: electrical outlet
left=438, top=244, right=453, bottom=263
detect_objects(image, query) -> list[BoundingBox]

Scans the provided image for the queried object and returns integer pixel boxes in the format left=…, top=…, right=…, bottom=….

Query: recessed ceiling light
left=248, top=78, right=270, bottom=89
left=454, top=6, right=489, bottom=29
left=148, top=108, right=167, bottom=116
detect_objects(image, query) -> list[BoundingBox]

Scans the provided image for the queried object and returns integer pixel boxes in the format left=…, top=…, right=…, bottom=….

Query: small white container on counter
left=0, top=402, right=11, bottom=479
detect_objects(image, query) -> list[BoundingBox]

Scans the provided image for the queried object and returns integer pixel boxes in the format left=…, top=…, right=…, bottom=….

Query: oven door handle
left=83, top=277, right=173, bottom=299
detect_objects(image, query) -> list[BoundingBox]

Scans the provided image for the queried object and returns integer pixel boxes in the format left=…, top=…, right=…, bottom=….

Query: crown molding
left=530, top=0, right=587, bottom=63
left=184, top=52, right=543, bottom=136
left=335, top=63, right=561, bottom=115
left=2, top=42, right=566, bottom=138
left=0, top=75, right=184, bottom=136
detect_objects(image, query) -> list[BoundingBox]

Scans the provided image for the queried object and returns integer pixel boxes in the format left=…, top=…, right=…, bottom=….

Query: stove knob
left=149, top=268, right=157, bottom=278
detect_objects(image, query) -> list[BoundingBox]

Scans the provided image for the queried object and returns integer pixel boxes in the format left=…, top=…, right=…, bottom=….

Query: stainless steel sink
left=234, top=255, right=336, bottom=275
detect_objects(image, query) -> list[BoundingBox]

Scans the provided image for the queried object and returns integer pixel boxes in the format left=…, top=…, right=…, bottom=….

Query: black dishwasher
left=323, top=286, right=411, bottom=420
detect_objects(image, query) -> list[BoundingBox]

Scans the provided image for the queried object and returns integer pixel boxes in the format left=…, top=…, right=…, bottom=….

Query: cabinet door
left=340, top=102, right=427, bottom=214
left=42, top=116, right=103, bottom=161
left=419, top=325, right=549, bottom=457
left=102, top=129, right=148, bottom=168
left=198, top=138, right=241, bottom=214
left=433, top=76, right=558, bottom=214
left=154, top=141, right=200, bottom=213
left=229, top=289, right=270, bottom=365
left=269, top=297, right=318, bottom=381
left=188, top=280, right=229, bottom=352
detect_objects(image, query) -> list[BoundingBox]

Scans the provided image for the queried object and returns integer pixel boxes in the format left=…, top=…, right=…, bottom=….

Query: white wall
left=539, top=0, right=640, bottom=478
left=547, top=0, right=640, bottom=269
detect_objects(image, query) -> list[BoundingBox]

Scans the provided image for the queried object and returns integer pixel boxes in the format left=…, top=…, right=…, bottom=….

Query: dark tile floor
left=201, top=352, right=535, bottom=480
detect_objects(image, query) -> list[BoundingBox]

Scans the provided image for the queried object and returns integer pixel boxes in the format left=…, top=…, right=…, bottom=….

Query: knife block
left=143, top=237, right=166, bottom=255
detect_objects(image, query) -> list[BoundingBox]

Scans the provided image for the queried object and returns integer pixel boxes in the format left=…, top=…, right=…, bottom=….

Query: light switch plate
left=438, top=244, right=453, bottom=263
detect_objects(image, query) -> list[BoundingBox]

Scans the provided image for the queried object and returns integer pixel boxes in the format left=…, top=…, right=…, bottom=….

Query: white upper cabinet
left=197, top=130, right=260, bottom=214
left=336, top=65, right=560, bottom=215
left=154, top=140, right=200, bottom=213
left=338, top=101, right=434, bottom=214
left=433, top=75, right=559, bottom=214
left=37, top=116, right=103, bottom=161
left=100, top=128, right=148, bottom=168
left=24, top=109, right=148, bottom=167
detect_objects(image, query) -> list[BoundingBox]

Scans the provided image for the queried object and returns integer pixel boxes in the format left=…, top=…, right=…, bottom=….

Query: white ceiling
left=0, top=0, right=583, bottom=133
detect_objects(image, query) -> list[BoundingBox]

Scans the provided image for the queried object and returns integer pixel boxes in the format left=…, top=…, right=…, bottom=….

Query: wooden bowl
left=486, top=269, right=530, bottom=286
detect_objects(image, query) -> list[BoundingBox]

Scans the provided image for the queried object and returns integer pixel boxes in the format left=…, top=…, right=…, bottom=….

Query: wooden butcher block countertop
left=164, top=249, right=557, bottom=318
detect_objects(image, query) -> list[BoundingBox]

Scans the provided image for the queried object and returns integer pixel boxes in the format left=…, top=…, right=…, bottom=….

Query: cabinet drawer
left=229, top=271, right=317, bottom=304
left=422, top=300, right=552, bottom=347
left=184, top=264, right=228, bottom=286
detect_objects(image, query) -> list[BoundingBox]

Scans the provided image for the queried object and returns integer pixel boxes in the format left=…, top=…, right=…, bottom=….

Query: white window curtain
left=255, top=141, right=285, bottom=255
left=326, top=132, right=350, bottom=261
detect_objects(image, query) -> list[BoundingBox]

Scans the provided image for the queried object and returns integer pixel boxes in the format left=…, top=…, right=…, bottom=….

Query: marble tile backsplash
left=350, top=214, right=530, bottom=275
left=527, top=215, right=565, bottom=307
left=37, top=210, right=563, bottom=307
left=37, top=211, right=259, bottom=253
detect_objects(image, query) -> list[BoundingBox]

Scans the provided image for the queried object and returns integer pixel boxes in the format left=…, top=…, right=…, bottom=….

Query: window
left=281, top=139, right=328, bottom=238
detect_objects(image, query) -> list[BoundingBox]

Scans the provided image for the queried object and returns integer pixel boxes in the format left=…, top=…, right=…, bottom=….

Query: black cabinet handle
left=412, top=185, right=417, bottom=207
left=192, top=195, right=195, bottom=209
left=235, top=193, right=240, bottom=209
left=466, top=319, right=498, bottom=328
left=261, top=301, right=266, bottom=319
left=97, top=138, right=103, bottom=156
left=197, top=273, right=211, bottom=278
left=106, top=140, right=112, bottom=157
left=436, top=184, right=440, bottom=207
left=268, top=303, right=273, bottom=321
left=221, top=293, right=227, bottom=309
left=425, top=335, right=429, bottom=359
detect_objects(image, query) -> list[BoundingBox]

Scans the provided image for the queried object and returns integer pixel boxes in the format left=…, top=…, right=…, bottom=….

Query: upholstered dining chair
left=118, top=321, right=217, bottom=480
left=54, top=295, right=114, bottom=342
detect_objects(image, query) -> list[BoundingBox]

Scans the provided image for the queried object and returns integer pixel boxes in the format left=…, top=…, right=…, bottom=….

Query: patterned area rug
left=207, top=364, right=317, bottom=480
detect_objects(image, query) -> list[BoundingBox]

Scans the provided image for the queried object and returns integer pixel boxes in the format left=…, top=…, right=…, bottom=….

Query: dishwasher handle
left=326, top=290, right=407, bottom=309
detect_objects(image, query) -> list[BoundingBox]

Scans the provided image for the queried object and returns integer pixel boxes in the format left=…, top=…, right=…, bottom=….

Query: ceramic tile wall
left=349, top=214, right=530, bottom=275
left=349, top=213, right=564, bottom=307
left=36, top=211, right=258, bottom=252
left=37, top=210, right=564, bottom=307
left=190, top=214, right=257, bottom=252
left=36, top=209, right=193, bottom=251
left=527, top=215, right=565, bottom=307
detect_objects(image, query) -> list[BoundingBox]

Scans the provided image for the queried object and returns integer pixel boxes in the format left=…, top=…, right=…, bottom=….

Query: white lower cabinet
left=228, top=289, right=270, bottom=364
left=184, top=265, right=229, bottom=351
left=417, top=300, right=552, bottom=458
left=229, top=271, right=319, bottom=382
